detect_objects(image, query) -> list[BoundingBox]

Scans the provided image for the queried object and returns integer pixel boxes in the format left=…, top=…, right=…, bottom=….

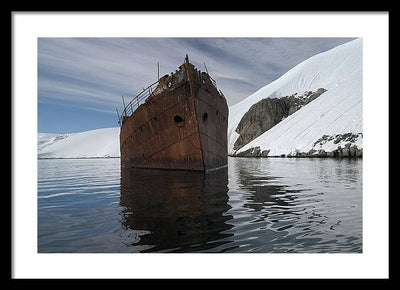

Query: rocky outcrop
left=233, top=146, right=270, bottom=157
left=284, top=88, right=327, bottom=115
left=233, top=88, right=327, bottom=150
left=309, top=133, right=363, bottom=158
left=233, top=98, right=288, bottom=151
left=312, top=133, right=362, bottom=147
left=231, top=132, right=362, bottom=158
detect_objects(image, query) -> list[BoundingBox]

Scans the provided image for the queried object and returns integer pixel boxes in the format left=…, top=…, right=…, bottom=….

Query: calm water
left=38, top=157, right=362, bottom=253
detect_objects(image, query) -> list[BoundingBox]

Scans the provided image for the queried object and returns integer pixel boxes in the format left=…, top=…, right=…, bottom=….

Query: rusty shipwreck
left=118, top=55, right=228, bottom=171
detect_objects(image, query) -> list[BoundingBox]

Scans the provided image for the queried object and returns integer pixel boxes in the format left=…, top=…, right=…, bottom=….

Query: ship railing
left=118, top=80, right=160, bottom=125
left=117, top=69, right=218, bottom=126
left=209, top=75, right=217, bottom=88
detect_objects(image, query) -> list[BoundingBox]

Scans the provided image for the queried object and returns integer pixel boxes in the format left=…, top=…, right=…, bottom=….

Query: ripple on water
left=38, top=157, right=362, bottom=253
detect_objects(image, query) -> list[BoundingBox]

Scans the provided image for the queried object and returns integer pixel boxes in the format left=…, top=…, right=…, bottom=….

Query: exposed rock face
left=310, top=133, right=363, bottom=158
left=233, top=146, right=270, bottom=157
left=312, top=133, right=362, bottom=147
left=233, top=98, right=288, bottom=151
left=231, top=132, right=362, bottom=158
left=233, top=88, right=327, bottom=150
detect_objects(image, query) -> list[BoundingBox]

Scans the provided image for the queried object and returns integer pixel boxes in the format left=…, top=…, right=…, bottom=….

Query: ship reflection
left=120, top=167, right=233, bottom=252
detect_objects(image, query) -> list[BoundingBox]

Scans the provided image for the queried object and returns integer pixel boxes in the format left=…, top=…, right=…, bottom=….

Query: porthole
left=174, top=114, right=185, bottom=127
left=202, top=112, right=208, bottom=124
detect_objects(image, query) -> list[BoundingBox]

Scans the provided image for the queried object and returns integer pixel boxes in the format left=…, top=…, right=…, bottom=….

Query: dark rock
left=308, top=88, right=327, bottom=102
left=342, top=147, right=350, bottom=157
left=233, top=88, right=327, bottom=150
left=308, top=149, right=317, bottom=155
left=234, top=147, right=254, bottom=157
left=333, top=135, right=342, bottom=144
left=327, top=151, right=334, bottom=158
left=261, top=150, right=270, bottom=157
left=233, top=98, right=289, bottom=150
left=234, top=146, right=262, bottom=157
left=311, top=133, right=362, bottom=158
left=313, top=134, right=330, bottom=147
left=349, top=145, right=357, bottom=156
left=253, top=147, right=261, bottom=157
left=333, top=149, right=340, bottom=158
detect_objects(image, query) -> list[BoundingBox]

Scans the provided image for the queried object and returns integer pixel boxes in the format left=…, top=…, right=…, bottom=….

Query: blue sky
left=38, top=37, right=355, bottom=133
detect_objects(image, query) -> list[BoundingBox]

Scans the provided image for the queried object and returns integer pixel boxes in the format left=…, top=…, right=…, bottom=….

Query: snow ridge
left=37, top=39, right=362, bottom=159
left=228, top=38, right=362, bottom=156
left=38, top=128, right=120, bottom=159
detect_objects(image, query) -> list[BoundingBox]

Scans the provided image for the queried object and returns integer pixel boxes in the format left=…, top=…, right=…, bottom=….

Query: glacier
left=37, top=39, right=362, bottom=159
left=228, top=38, right=362, bottom=157
left=38, top=128, right=120, bottom=158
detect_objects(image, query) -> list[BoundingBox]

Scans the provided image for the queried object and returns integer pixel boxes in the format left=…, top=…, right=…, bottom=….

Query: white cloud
left=38, top=37, right=355, bottom=111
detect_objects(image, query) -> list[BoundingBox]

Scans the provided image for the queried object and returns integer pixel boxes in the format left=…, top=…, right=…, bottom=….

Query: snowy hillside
left=228, top=38, right=362, bottom=157
left=37, top=39, right=362, bottom=159
left=38, top=133, right=75, bottom=151
left=38, top=128, right=120, bottom=158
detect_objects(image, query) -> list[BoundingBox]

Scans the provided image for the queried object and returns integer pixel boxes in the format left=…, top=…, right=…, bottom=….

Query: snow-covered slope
left=228, top=38, right=362, bottom=156
left=38, top=39, right=362, bottom=159
left=38, top=133, right=75, bottom=151
left=38, top=128, right=120, bottom=158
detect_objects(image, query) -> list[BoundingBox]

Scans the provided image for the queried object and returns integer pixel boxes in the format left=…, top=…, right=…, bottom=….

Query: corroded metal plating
left=120, top=55, right=228, bottom=171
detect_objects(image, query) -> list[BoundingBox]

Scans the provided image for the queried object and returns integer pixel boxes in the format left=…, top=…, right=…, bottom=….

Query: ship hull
left=120, top=59, right=228, bottom=171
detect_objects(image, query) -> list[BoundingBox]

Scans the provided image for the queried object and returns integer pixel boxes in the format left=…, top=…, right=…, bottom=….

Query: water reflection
left=120, top=167, right=234, bottom=252
left=38, top=158, right=362, bottom=253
